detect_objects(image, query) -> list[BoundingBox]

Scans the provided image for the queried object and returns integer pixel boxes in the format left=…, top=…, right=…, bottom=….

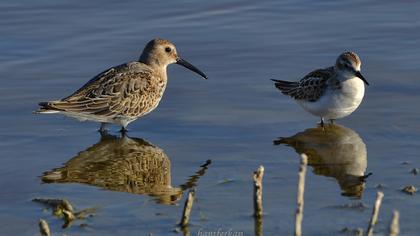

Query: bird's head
left=139, top=38, right=207, bottom=79
left=335, top=51, right=368, bottom=85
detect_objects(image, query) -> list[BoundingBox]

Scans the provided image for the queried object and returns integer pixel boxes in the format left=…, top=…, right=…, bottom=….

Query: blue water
left=1, top=0, right=419, bottom=235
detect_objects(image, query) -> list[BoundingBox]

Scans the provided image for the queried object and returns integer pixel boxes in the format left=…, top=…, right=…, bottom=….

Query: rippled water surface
left=1, top=0, right=419, bottom=235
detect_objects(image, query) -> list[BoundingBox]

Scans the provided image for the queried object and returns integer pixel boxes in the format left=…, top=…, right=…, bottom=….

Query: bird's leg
left=98, top=123, right=108, bottom=136
left=99, top=123, right=107, bottom=131
left=329, top=119, right=335, bottom=125
left=320, top=117, right=325, bottom=128
left=120, top=126, right=128, bottom=135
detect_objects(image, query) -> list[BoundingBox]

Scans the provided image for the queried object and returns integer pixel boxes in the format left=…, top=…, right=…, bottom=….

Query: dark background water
left=1, top=0, right=419, bottom=235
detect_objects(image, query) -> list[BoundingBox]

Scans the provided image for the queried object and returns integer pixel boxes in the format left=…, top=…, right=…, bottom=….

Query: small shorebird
left=272, top=52, right=368, bottom=126
left=37, top=38, right=207, bottom=132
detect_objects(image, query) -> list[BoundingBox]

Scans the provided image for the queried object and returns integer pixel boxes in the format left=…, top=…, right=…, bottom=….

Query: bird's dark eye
left=165, top=47, right=171, bottom=53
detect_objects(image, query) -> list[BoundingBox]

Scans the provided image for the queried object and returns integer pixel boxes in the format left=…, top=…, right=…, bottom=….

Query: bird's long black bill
left=355, top=71, right=369, bottom=86
left=176, top=58, right=208, bottom=79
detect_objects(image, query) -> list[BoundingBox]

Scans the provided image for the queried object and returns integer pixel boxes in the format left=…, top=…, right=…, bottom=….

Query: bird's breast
left=335, top=76, right=365, bottom=103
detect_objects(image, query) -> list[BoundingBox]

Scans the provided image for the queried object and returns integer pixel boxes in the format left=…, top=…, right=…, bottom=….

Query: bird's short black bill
left=176, top=58, right=208, bottom=79
left=355, top=71, right=369, bottom=86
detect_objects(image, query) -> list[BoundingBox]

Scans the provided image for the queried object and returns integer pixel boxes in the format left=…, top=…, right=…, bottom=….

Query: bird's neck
left=139, top=53, right=164, bottom=69
left=139, top=54, right=168, bottom=81
left=335, top=69, right=354, bottom=82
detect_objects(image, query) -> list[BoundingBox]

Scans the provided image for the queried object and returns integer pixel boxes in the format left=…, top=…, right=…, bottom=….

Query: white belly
left=298, top=77, right=365, bottom=120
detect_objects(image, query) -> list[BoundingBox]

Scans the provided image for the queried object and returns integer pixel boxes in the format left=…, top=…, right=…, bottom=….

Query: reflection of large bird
left=274, top=124, right=369, bottom=198
left=42, top=133, right=210, bottom=205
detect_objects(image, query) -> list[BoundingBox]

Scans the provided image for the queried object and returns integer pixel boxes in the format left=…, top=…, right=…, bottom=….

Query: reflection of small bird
left=272, top=52, right=368, bottom=126
left=37, top=38, right=207, bottom=132
left=42, top=133, right=211, bottom=205
left=275, top=124, right=369, bottom=198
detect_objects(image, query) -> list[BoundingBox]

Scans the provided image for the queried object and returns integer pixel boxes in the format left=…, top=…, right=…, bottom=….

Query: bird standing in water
left=37, top=38, right=207, bottom=132
left=272, top=52, right=368, bottom=126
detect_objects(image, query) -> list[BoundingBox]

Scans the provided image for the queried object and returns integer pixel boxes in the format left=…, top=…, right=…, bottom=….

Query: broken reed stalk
left=295, top=154, right=308, bottom=236
left=39, top=219, right=51, bottom=236
left=254, top=215, right=263, bottom=236
left=62, top=209, right=76, bottom=228
left=253, top=165, right=264, bottom=236
left=389, top=210, right=400, bottom=236
left=180, top=189, right=195, bottom=228
left=62, top=199, right=74, bottom=212
left=253, top=165, right=265, bottom=218
left=367, top=191, right=384, bottom=236
left=181, top=226, right=191, bottom=236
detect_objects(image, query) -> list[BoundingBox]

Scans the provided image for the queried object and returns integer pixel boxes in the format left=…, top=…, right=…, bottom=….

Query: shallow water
left=1, top=0, right=419, bottom=235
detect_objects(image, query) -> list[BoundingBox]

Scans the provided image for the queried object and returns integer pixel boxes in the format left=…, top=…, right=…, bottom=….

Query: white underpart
left=298, top=76, right=365, bottom=120
left=37, top=110, right=60, bottom=114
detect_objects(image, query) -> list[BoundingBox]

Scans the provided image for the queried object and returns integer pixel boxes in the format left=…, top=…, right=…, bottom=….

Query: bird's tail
left=271, top=79, right=300, bottom=96
left=273, top=137, right=293, bottom=146
left=35, top=101, right=63, bottom=114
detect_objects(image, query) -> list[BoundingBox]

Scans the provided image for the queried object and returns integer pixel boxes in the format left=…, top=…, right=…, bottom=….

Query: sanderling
left=272, top=52, right=368, bottom=126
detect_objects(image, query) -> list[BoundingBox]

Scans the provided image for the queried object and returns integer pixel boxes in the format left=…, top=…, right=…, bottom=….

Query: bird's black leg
left=98, top=123, right=108, bottom=136
left=329, top=119, right=335, bottom=125
left=320, top=117, right=325, bottom=128
left=120, top=126, right=128, bottom=135
left=99, top=123, right=107, bottom=131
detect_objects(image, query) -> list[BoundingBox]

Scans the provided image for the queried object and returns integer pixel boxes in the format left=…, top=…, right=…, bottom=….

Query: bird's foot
left=98, top=123, right=110, bottom=137
left=120, top=127, right=128, bottom=136
left=319, top=117, right=325, bottom=129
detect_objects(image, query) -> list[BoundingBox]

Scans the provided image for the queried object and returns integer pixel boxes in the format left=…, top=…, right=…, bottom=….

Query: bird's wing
left=272, top=67, right=334, bottom=102
left=42, top=62, right=156, bottom=118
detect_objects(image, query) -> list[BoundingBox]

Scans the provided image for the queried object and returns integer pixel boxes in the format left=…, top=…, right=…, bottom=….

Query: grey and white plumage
left=272, top=52, right=369, bottom=124
left=37, top=38, right=207, bottom=131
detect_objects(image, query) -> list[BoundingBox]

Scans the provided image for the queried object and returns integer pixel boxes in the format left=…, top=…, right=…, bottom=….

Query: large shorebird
left=272, top=52, right=368, bottom=126
left=37, top=38, right=207, bottom=132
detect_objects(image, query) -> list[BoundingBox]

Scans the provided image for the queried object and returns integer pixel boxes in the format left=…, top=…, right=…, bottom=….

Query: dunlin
left=37, top=38, right=207, bottom=132
left=272, top=52, right=368, bottom=126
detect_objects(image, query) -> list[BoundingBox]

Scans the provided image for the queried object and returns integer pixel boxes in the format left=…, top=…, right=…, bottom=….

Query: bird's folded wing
left=48, top=62, right=155, bottom=118
left=273, top=67, right=334, bottom=102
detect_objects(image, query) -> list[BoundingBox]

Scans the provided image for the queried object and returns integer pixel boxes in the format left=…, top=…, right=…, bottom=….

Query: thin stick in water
left=367, top=191, right=384, bottom=236
left=62, top=209, right=76, bottom=228
left=253, top=165, right=264, bottom=218
left=389, top=210, right=400, bottom=236
left=180, top=189, right=195, bottom=228
left=39, top=219, right=51, bottom=236
left=295, top=154, right=308, bottom=236
left=253, top=165, right=264, bottom=236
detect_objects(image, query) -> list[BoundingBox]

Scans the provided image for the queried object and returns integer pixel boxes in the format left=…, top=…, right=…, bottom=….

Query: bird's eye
left=165, top=47, right=172, bottom=53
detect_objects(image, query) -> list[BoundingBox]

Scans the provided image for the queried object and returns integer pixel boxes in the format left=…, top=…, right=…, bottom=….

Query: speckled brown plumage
left=37, top=38, right=207, bottom=131
left=41, top=62, right=165, bottom=120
